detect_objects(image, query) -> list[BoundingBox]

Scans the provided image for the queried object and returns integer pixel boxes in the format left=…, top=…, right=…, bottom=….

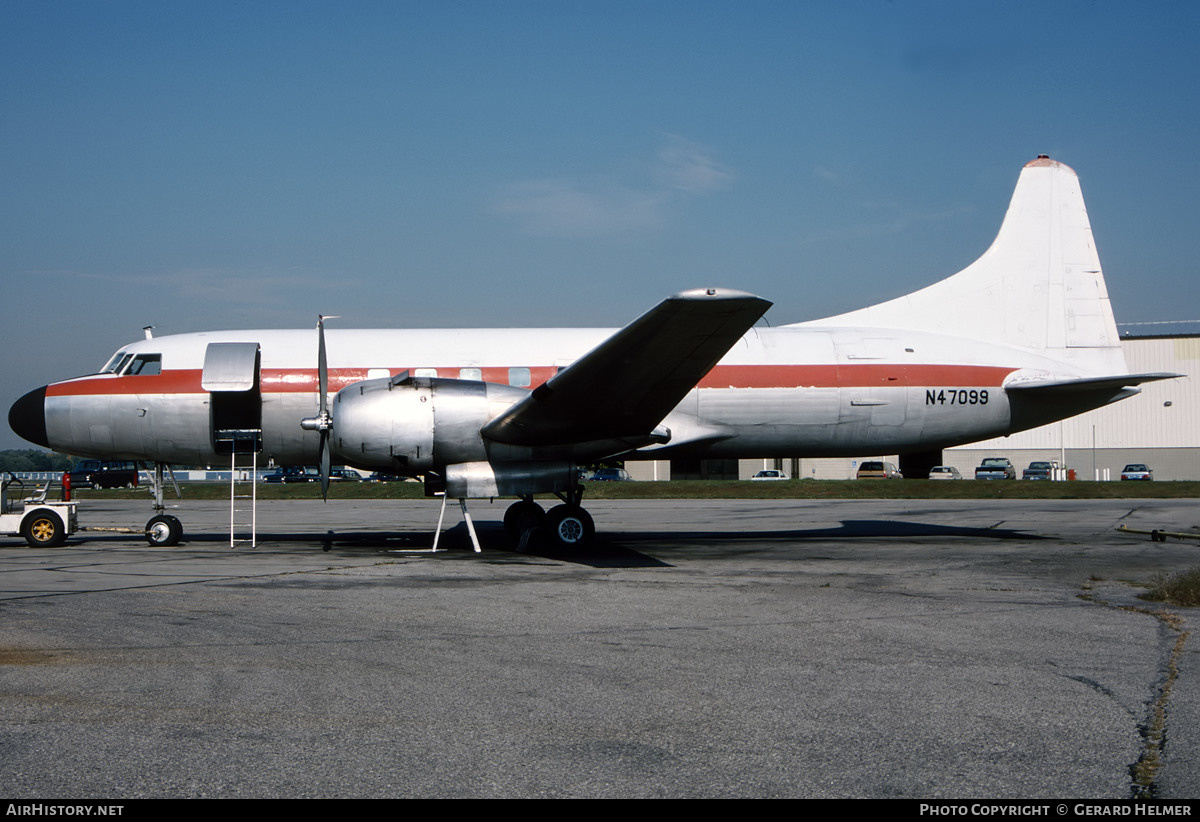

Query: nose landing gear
left=142, top=462, right=184, bottom=547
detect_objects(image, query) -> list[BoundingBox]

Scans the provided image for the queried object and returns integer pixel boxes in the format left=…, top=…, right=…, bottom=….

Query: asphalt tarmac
left=1, top=497, right=1198, bottom=799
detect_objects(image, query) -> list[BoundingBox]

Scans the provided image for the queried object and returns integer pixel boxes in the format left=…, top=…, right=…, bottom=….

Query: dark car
left=589, top=468, right=632, bottom=481
left=263, top=466, right=320, bottom=483
left=67, top=460, right=139, bottom=489
left=266, top=466, right=363, bottom=483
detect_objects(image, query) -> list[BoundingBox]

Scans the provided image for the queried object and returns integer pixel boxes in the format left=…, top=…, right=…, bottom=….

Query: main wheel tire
left=545, top=505, right=595, bottom=549
left=503, top=500, right=546, bottom=539
left=146, top=514, right=183, bottom=547
left=22, top=509, right=66, bottom=548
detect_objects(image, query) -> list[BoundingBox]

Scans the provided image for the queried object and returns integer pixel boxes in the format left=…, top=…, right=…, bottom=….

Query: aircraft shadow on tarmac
left=82, top=517, right=1053, bottom=570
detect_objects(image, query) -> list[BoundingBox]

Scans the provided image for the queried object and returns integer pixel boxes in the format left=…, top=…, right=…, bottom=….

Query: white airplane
left=7, top=156, right=1176, bottom=549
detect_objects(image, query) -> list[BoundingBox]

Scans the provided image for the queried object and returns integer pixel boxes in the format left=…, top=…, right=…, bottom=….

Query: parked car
left=67, top=460, right=139, bottom=489
left=589, top=468, right=633, bottom=481
left=1022, top=461, right=1055, bottom=480
left=1120, top=464, right=1153, bottom=481
left=749, top=470, right=790, bottom=481
left=263, top=466, right=309, bottom=483
left=975, top=458, right=1016, bottom=480
left=856, top=461, right=903, bottom=479
left=927, top=466, right=962, bottom=480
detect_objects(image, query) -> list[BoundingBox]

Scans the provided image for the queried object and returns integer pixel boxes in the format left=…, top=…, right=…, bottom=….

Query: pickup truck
left=975, top=458, right=1016, bottom=480
left=1022, top=461, right=1055, bottom=480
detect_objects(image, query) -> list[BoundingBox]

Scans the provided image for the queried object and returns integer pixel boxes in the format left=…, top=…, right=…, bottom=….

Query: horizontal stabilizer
left=482, top=288, right=771, bottom=447
left=1005, top=372, right=1180, bottom=394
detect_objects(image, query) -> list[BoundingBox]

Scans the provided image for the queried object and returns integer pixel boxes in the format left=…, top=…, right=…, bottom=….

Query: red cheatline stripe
left=45, top=363, right=1016, bottom=397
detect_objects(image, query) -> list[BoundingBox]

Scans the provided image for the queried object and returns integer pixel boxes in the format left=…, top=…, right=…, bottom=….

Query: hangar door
left=202, top=342, right=262, bottom=454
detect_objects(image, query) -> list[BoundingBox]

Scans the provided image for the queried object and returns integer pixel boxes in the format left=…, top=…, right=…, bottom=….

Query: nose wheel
left=146, top=514, right=183, bottom=547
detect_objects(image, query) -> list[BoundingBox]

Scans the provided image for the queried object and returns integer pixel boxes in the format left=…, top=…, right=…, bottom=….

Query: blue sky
left=3, top=0, right=1198, bottom=449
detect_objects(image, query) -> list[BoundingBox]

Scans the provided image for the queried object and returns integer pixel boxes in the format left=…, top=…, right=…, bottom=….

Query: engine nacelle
left=330, top=376, right=528, bottom=474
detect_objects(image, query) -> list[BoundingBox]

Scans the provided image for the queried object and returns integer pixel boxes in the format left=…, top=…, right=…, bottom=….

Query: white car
left=1120, top=464, right=1153, bottom=481
left=928, top=466, right=962, bottom=480
left=749, top=470, right=790, bottom=481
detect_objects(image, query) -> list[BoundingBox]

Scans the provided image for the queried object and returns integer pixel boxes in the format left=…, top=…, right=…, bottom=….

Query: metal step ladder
left=229, top=450, right=257, bottom=548
left=217, top=429, right=261, bottom=548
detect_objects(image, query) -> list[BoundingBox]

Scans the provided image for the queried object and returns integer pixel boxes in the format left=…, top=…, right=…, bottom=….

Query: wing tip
left=670, top=287, right=771, bottom=307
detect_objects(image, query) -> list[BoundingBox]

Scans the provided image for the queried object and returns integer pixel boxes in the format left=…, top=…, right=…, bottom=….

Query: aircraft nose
left=9, top=386, right=49, bottom=448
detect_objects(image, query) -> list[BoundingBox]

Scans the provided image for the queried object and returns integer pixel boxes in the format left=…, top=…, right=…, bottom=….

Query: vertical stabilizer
left=797, top=157, right=1126, bottom=376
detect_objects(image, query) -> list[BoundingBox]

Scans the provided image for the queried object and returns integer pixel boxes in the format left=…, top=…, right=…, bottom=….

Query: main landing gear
left=503, top=486, right=595, bottom=551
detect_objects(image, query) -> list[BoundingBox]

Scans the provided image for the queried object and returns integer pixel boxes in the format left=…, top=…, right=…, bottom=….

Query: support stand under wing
left=430, top=493, right=482, bottom=553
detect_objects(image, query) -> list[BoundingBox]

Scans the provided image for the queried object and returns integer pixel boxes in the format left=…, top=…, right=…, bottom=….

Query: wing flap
left=481, top=288, right=771, bottom=447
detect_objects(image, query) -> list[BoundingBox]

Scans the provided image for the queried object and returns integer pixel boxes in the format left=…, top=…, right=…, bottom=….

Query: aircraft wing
left=1005, top=372, right=1181, bottom=394
left=481, top=288, right=771, bottom=447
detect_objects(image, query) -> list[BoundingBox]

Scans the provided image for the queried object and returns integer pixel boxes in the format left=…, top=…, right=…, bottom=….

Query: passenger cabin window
left=508, top=367, right=531, bottom=387
left=459, top=367, right=482, bottom=381
left=125, top=354, right=161, bottom=375
left=413, top=368, right=437, bottom=378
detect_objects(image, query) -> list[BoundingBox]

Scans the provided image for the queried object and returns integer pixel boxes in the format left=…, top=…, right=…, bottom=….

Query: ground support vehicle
left=1, top=474, right=78, bottom=547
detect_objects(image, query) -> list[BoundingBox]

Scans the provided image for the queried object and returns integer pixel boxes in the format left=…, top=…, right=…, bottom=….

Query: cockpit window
left=99, top=352, right=161, bottom=375
left=126, top=354, right=161, bottom=375
left=101, top=352, right=133, bottom=374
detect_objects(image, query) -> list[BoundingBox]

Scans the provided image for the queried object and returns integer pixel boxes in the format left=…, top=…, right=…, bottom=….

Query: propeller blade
left=311, top=314, right=339, bottom=501
left=317, top=315, right=329, bottom=416
left=319, top=430, right=331, bottom=501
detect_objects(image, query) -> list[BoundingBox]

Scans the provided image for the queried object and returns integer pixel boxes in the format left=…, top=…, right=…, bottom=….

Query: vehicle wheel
left=545, top=505, right=594, bottom=549
left=503, top=500, right=546, bottom=539
left=22, top=509, right=66, bottom=548
left=146, top=514, right=183, bottom=547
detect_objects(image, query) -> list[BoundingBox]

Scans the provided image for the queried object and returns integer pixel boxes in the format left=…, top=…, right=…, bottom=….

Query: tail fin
left=797, top=156, right=1126, bottom=376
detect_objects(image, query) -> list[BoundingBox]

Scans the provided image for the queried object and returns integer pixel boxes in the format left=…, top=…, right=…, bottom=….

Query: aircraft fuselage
left=15, top=322, right=1113, bottom=470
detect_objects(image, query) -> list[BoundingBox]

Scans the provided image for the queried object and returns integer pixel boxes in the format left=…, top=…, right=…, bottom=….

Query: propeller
left=300, top=315, right=338, bottom=500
